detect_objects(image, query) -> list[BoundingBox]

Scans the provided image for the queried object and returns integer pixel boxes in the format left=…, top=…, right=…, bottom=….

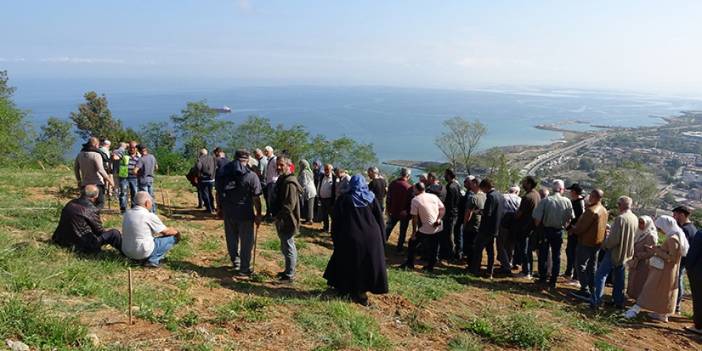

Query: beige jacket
left=74, top=151, right=110, bottom=186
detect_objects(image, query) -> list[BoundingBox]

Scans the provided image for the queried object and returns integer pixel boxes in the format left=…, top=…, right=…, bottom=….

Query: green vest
left=119, top=155, right=130, bottom=178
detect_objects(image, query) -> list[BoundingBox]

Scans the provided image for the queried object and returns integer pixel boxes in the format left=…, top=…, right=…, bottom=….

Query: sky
left=2, top=0, right=702, bottom=94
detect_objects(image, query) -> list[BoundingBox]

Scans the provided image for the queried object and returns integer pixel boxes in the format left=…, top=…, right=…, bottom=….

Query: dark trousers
left=688, top=269, right=702, bottom=329
left=471, top=234, right=495, bottom=275
left=78, top=229, right=122, bottom=254
left=320, top=197, right=334, bottom=232
left=538, top=228, right=563, bottom=284
left=438, top=216, right=456, bottom=259
left=496, top=226, right=513, bottom=271
left=198, top=181, right=214, bottom=212
left=576, top=245, right=598, bottom=294
left=565, top=233, right=578, bottom=278
left=404, top=232, right=439, bottom=269
left=518, top=234, right=536, bottom=275
left=387, top=216, right=410, bottom=250
left=453, top=219, right=463, bottom=258
left=462, top=228, right=478, bottom=264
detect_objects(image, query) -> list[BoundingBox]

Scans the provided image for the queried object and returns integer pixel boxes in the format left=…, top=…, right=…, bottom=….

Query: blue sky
left=2, top=0, right=701, bottom=94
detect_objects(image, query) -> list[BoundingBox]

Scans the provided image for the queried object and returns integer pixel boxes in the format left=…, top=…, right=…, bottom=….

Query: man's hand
left=254, top=214, right=262, bottom=228
left=433, top=220, right=442, bottom=228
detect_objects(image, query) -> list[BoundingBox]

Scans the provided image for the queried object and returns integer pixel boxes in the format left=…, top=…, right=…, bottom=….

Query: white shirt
left=121, top=206, right=167, bottom=259
left=318, top=174, right=335, bottom=199
left=410, top=192, right=445, bottom=234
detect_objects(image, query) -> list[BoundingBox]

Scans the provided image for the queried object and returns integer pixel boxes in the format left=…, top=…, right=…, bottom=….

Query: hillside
left=0, top=168, right=700, bottom=350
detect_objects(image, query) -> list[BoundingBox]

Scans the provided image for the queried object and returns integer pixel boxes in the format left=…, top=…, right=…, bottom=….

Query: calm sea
left=14, top=78, right=702, bottom=161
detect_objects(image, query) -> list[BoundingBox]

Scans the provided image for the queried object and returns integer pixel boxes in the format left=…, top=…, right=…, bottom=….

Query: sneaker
left=648, top=312, right=668, bottom=322
left=143, top=262, right=160, bottom=269
left=624, top=309, right=638, bottom=319
left=566, top=279, right=581, bottom=288
left=514, top=273, right=532, bottom=279
left=570, top=290, right=591, bottom=302
left=233, top=271, right=252, bottom=279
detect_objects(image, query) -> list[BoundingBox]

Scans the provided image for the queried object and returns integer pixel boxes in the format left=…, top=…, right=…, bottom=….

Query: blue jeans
left=198, top=181, right=214, bottom=212
left=276, top=225, right=297, bottom=279
left=138, top=182, right=157, bottom=213
left=538, top=228, right=564, bottom=283
left=591, top=250, right=626, bottom=307
left=147, top=236, right=177, bottom=265
left=517, top=233, right=534, bottom=275
left=119, top=178, right=138, bottom=210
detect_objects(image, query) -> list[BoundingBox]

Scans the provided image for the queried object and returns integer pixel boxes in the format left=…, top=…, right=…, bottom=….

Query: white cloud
left=0, top=57, right=26, bottom=62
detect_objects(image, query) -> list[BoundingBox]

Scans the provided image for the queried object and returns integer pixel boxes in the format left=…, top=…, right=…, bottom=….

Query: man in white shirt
left=122, top=191, right=180, bottom=268
left=263, top=146, right=278, bottom=221
left=400, top=182, right=445, bottom=272
left=317, top=163, right=337, bottom=233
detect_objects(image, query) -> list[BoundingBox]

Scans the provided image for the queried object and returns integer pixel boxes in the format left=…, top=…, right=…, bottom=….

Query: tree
left=228, top=115, right=276, bottom=152
left=33, top=117, right=75, bottom=166
left=272, top=124, right=310, bottom=162
left=170, top=100, right=230, bottom=157
left=139, top=122, right=176, bottom=152
left=0, top=71, right=29, bottom=166
left=594, top=162, right=659, bottom=210
left=434, top=117, right=486, bottom=172
left=70, top=91, right=124, bottom=142
left=308, top=136, right=378, bottom=174
left=482, top=149, right=519, bottom=191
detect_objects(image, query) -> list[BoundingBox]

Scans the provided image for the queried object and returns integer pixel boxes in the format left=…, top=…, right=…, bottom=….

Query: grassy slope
left=0, top=168, right=700, bottom=350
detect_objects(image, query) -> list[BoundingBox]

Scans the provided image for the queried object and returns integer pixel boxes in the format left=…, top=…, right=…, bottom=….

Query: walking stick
left=127, top=268, right=133, bottom=325
left=252, top=224, right=259, bottom=273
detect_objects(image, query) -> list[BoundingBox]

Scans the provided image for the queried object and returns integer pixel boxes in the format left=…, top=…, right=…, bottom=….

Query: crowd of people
left=60, top=137, right=702, bottom=333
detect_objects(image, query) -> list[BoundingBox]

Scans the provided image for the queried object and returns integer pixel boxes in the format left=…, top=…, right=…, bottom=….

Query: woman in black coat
left=324, top=174, right=388, bottom=305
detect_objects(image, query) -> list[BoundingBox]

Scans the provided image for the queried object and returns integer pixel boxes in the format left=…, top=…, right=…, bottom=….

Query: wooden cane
left=128, top=268, right=133, bottom=325
left=252, top=225, right=259, bottom=273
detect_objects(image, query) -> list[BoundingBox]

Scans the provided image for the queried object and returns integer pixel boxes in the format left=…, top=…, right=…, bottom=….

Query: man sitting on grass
left=121, top=191, right=180, bottom=268
left=52, top=184, right=122, bottom=253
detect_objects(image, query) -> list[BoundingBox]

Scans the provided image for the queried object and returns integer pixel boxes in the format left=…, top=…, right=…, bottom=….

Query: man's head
left=254, top=148, right=263, bottom=159
left=414, top=181, right=426, bottom=194
left=467, top=176, right=480, bottom=192
left=589, top=189, right=604, bottom=205
left=427, top=172, right=438, bottom=184
left=88, top=137, right=99, bottom=148
left=419, top=173, right=428, bottom=185
left=128, top=143, right=137, bottom=156
left=672, top=205, right=692, bottom=225
left=138, top=145, right=149, bottom=155
left=118, top=142, right=128, bottom=150
left=213, top=147, right=223, bottom=158
left=567, top=183, right=584, bottom=199
left=101, top=139, right=111, bottom=149
left=367, top=167, right=379, bottom=179
left=263, top=146, right=274, bottom=157
left=508, top=186, right=520, bottom=195
left=276, top=156, right=292, bottom=176
left=539, top=188, right=550, bottom=199
left=479, top=178, right=494, bottom=192
left=235, top=149, right=250, bottom=165
left=324, top=163, right=333, bottom=176
left=199, top=148, right=208, bottom=156
left=135, top=191, right=153, bottom=209
left=81, top=184, right=100, bottom=203
left=400, top=167, right=411, bottom=180
left=617, top=196, right=633, bottom=213
left=128, top=140, right=138, bottom=149
left=522, top=176, right=537, bottom=192
left=552, top=179, right=565, bottom=194
left=444, top=168, right=456, bottom=182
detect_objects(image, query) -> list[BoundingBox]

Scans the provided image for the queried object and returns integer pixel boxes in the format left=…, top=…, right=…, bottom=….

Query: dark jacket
left=52, top=198, right=105, bottom=253
left=271, top=173, right=302, bottom=234
left=444, top=180, right=461, bottom=218
left=515, top=189, right=540, bottom=236
left=479, top=189, right=504, bottom=237
left=196, top=154, right=217, bottom=180
left=568, top=196, right=586, bottom=229
left=686, top=230, right=702, bottom=273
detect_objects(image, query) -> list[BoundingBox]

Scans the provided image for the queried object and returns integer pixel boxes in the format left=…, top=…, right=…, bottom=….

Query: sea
left=14, top=78, right=702, bottom=162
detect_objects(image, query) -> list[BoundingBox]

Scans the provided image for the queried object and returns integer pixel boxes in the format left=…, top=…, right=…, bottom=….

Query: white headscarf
left=654, top=215, right=689, bottom=257
left=635, top=215, right=658, bottom=244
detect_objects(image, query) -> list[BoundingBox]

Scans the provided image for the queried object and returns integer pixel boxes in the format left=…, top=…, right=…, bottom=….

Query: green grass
left=594, top=340, right=624, bottom=351
left=554, top=306, right=618, bottom=336
left=387, top=268, right=463, bottom=304
left=294, top=300, right=390, bottom=350
left=199, top=236, right=222, bottom=253
left=0, top=297, right=90, bottom=350
left=447, top=333, right=483, bottom=351
left=461, top=311, right=556, bottom=350
left=213, top=296, right=272, bottom=324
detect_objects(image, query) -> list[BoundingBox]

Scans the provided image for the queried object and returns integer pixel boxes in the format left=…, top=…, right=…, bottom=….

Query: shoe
left=566, top=279, right=581, bottom=288
left=352, top=292, right=370, bottom=306
left=233, top=271, right=252, bottom=279
left=514, top=273, right=532, bottom=279
left=548, top=281, right=557, bottom=289
left=570, top=291, right=591, bottom=302
left=604, top=301, right=625, bottom=310
left=624, top=309, right=638, bottom=319
left=275, top=271, right=287, bottom=278
left=648, top=312, right=668, bottom=322
left=684, top=326, right=702, bottom=336
left=422, top=266, right=434, bottom=273
left=143, top=262, right=160, bottom=268
left=399, top=263, right=412, bottom=270
left=278, top=275, right=294, bottom=284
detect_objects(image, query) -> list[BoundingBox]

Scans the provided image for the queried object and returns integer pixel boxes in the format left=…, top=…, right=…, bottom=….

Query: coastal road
left=520, top=134, right=605, bottom=176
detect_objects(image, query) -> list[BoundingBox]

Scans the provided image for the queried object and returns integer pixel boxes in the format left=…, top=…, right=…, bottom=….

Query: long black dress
left=324, top=194, right=388, bottom=295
